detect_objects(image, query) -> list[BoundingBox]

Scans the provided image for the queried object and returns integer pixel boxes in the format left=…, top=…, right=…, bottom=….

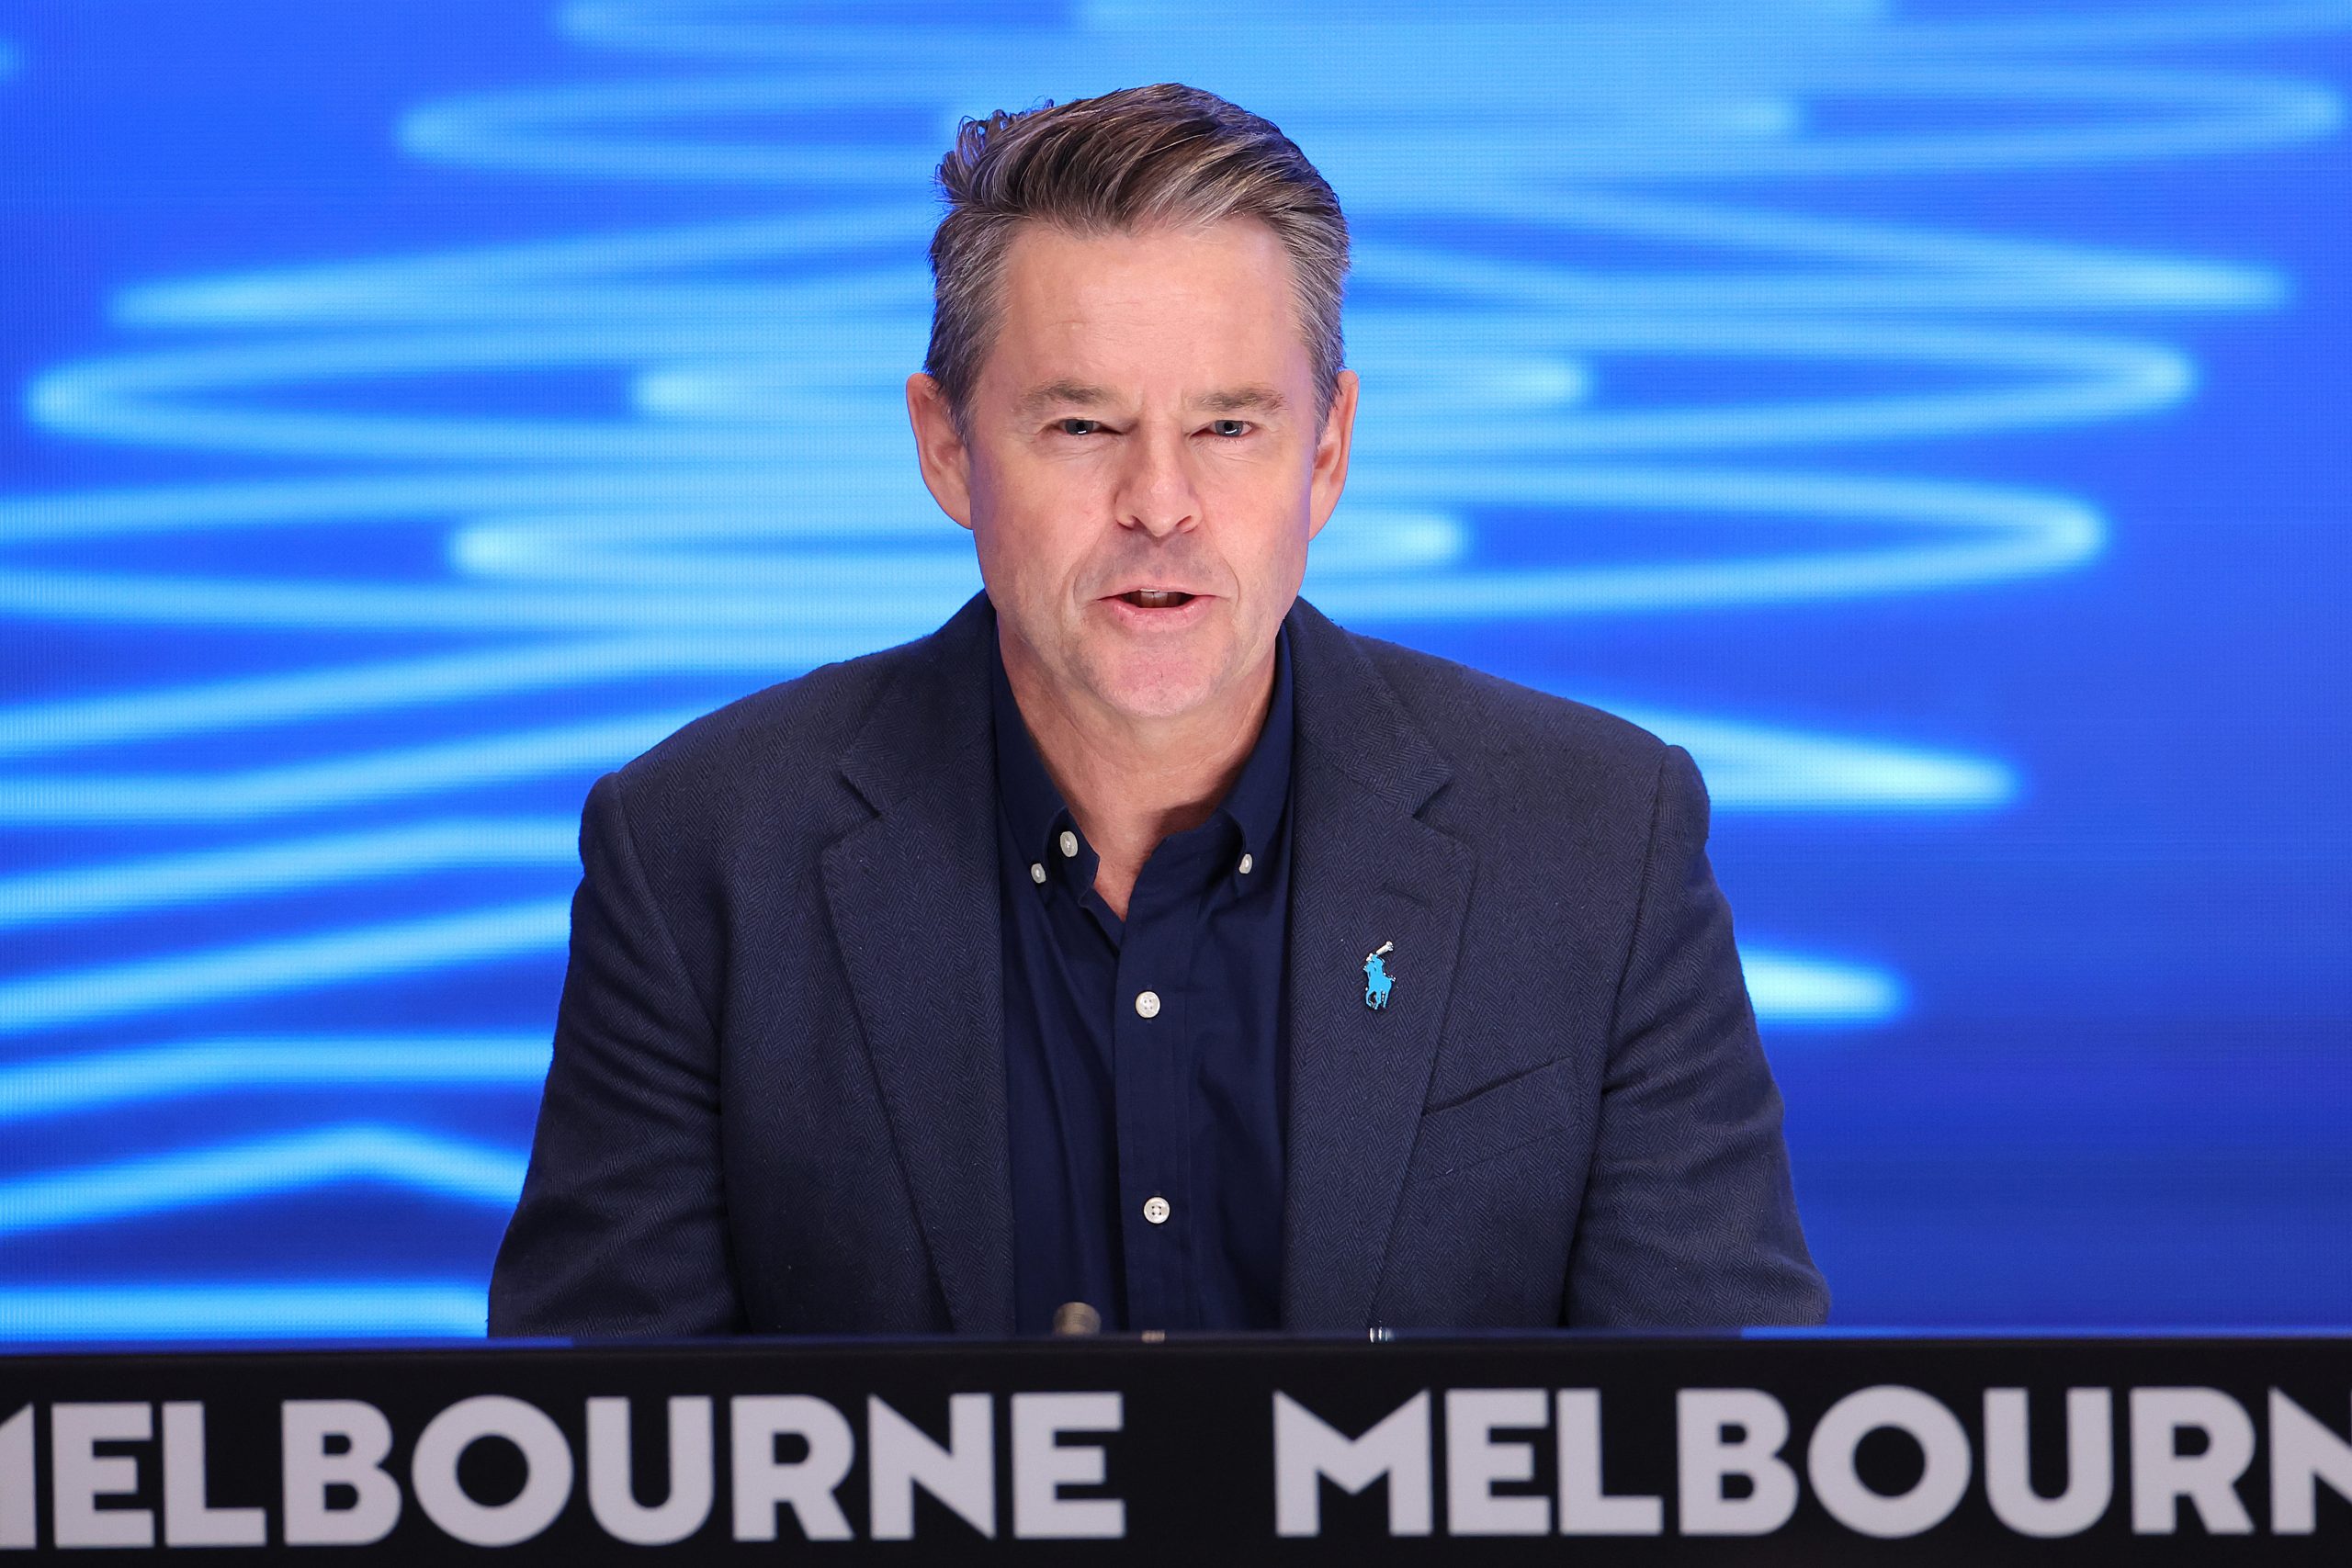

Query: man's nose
left=1112, top=425, right=1202, bottom=539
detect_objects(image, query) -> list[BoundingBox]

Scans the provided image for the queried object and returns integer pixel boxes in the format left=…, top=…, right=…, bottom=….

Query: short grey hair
left=923, top=82, right=1350, bottom=428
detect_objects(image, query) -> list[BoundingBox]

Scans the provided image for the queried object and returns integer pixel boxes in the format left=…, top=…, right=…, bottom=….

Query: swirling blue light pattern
left=2, top=0, right=2347, bottom=1339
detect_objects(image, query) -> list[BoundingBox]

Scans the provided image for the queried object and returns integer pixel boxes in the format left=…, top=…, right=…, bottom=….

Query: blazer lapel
left=1280, top=601, right=1476, bottom=1330
left=820, top=595, right=1015, bottom=1336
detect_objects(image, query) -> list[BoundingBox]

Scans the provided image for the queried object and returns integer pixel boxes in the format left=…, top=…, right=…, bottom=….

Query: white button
left=1238, top=852, right=1254, bottom=875
left=1029, top=862, right=1046, bottom=885
left=1142, top=1196, right=1171, bottom=1225
left=1058, top=829, right=1080, bottom=859
left=1135, top=990, right=1161, bottom=1019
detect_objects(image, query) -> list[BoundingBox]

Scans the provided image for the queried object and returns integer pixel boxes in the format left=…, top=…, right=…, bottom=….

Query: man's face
left=908, top=218, right=1357, bottom=727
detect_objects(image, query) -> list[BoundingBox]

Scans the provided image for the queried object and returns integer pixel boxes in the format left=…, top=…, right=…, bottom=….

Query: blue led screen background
left=1, top=1, right=2347, bottom=1342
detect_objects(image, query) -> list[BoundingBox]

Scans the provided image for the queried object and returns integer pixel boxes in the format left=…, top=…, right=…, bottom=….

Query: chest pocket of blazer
left=1408, top=1056, right=1578, bottom=1182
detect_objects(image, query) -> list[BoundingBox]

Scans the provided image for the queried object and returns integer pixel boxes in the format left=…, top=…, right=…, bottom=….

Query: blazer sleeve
left=1564, top=744, right=1831, bottom=1327
left=488, top=771, right=747, bottom=1337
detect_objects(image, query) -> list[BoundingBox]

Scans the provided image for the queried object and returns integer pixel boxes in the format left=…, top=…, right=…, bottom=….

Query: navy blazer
left=490, top=593, right=1828, bottom=1336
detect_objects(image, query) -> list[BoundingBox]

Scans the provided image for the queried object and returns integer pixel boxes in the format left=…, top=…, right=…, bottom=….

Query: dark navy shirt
left=991, top=630, right=1294, bottom=1335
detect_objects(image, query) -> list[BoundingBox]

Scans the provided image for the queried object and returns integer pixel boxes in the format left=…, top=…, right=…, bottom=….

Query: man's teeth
left=1127, top=590, right=1190, bottom=608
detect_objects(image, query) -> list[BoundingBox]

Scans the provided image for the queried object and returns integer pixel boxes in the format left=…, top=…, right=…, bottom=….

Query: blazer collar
left=1278, top=599, right=1476, bottom=1329
left=822, top=592, right=1014, bottom=1334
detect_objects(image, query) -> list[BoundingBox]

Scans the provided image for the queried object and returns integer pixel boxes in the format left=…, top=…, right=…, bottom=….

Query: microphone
left=1051, top=1301, right=1102, bottom=1337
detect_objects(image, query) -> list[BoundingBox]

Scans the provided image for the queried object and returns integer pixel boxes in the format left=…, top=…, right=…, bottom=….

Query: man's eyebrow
left=1012, top=381, right=1289, bottom=418
left=1194, top=385, right=1287, bottom=414
left=1015, top=379, right=1114, bottom=418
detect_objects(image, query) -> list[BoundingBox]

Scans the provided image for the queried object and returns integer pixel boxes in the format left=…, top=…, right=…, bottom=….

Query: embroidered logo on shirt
left=1363, top=942, right=1396, bottom=1010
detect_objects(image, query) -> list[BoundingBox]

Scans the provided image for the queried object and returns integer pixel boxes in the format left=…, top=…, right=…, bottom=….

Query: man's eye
left=1208, top=419, right=1250, bottom=438
left=1056, top=418, right=1102, bottom=436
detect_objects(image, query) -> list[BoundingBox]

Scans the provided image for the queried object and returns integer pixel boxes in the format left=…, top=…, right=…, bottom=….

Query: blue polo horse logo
left=1363, top=943, right=1396, bottom=1010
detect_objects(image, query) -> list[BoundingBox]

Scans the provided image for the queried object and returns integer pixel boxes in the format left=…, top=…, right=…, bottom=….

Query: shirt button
left=1135, top=990, right=1161, bottom=1020
left=1238, top=852, right=1255, bottom=875
left=1029, top=862, right=1046, bottom=885
left=1143, top=1196, right=1171, bottom=1225
left=1058, top=829, right=1080, bottom=859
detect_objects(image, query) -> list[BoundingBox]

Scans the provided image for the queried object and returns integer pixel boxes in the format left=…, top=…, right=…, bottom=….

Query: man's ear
left=1306, top=367, right=1359, bottom=542
left=906, top=372, right=975, bottom=530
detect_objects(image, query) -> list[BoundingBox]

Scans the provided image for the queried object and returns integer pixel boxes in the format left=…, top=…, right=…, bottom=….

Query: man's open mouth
left=1116, top=590, right=1195, bottom=608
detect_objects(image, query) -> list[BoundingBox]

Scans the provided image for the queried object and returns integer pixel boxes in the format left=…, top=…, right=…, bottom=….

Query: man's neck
left=1000, top=628, right=1274, bottom=922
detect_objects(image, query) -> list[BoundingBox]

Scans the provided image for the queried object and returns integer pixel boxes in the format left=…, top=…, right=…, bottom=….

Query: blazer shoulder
left=1349, top=629, right=1672, bottom=780
left=601, top=633, right=933, bottom=833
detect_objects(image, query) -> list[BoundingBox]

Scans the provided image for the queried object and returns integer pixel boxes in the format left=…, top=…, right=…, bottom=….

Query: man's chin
left=1079, top=648, right=1228, bottom=726
left=1092, top=676, right=1220, bottom=725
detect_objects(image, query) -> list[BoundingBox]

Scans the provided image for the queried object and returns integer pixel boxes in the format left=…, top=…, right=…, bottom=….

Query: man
left=490, top=83, right=1828, bottom=1337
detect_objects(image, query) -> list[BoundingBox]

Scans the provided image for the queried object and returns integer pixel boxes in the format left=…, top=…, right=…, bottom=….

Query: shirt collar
left=989, top=621, right=1295, bottom=877
left=1218, top=624, right=1295, bottom=862
left=990, top=633, right=1080, bottom=879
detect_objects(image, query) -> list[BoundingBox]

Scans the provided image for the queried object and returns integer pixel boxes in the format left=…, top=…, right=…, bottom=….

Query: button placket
left=1108, top=858, right=1204, bottom=1332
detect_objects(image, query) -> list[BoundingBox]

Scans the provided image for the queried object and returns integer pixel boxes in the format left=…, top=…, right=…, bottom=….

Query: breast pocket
left=1408, top=1056, right=1580, bottom=1181
left=1375, top=1055, right=1591, bottom=1327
